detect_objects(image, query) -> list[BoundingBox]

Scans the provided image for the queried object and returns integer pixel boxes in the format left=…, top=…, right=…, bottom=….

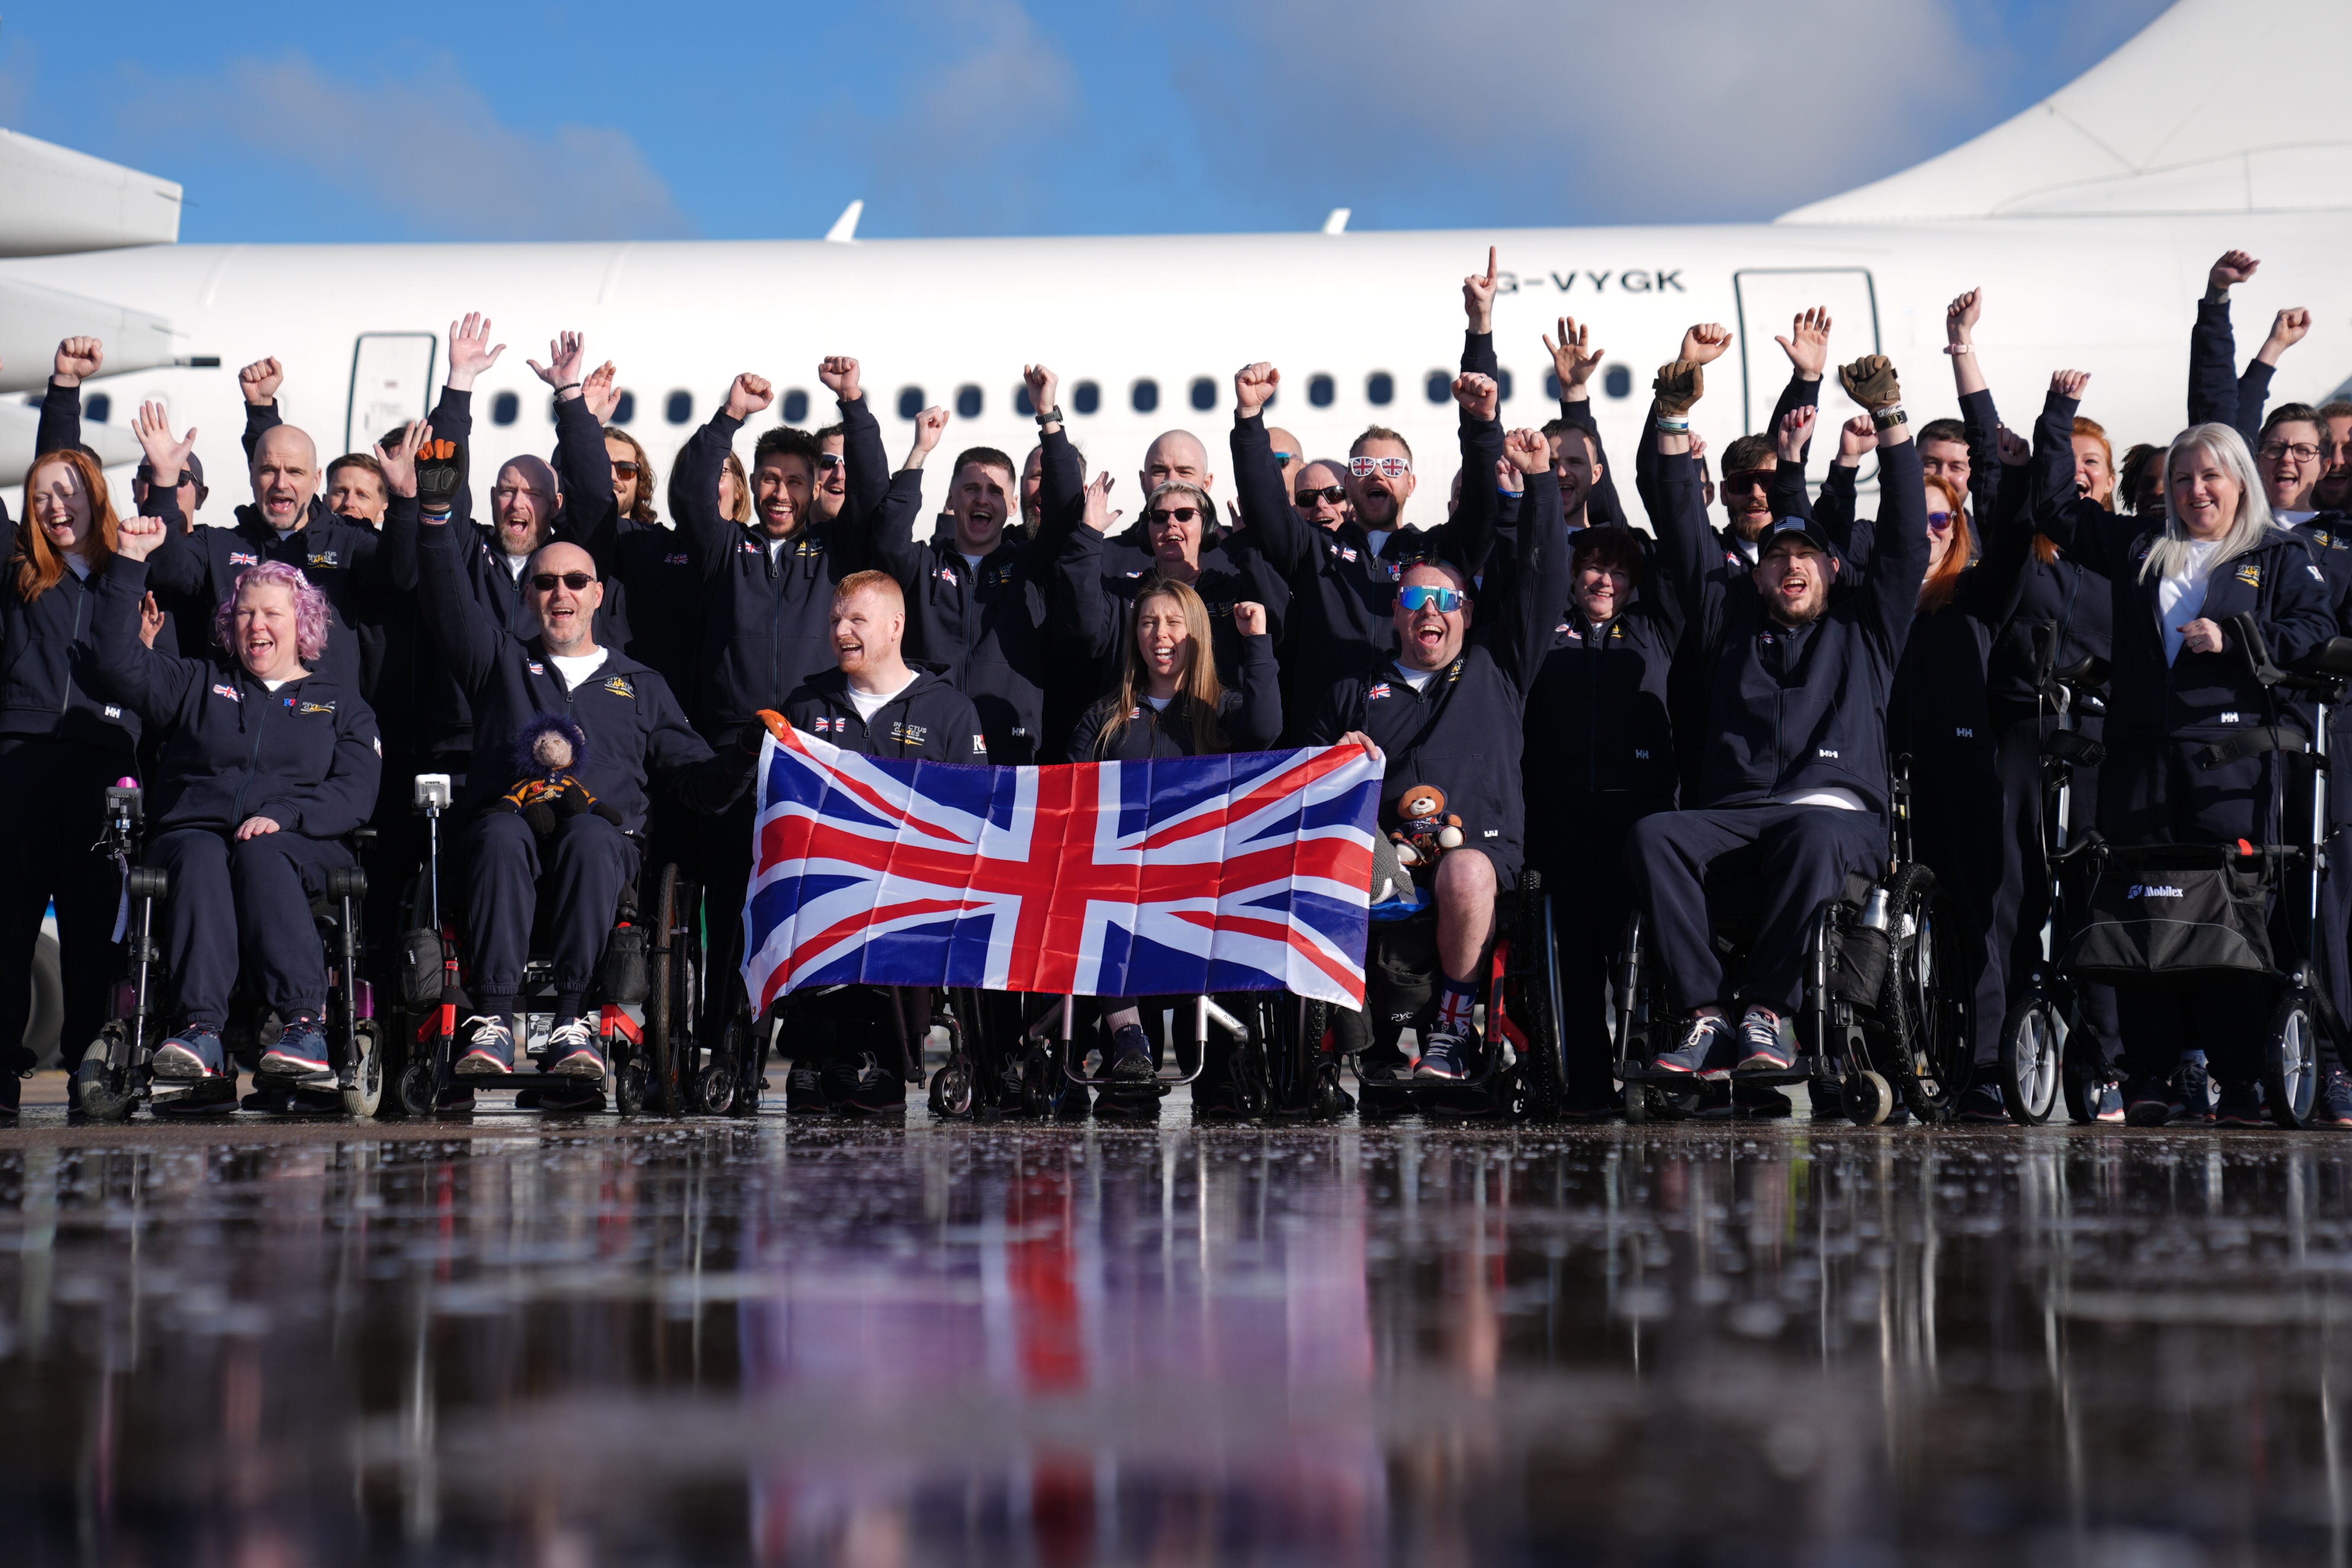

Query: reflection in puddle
left=0, top=1125, right=2348, bottom=1564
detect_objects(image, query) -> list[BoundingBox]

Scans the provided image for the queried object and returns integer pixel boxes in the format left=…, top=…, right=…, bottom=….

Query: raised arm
left=1229, top=601, right=1283, bottom=748
left=2242, top=305, right=2310, bottom=438
left=1544, top=315, right=1625, bottom=528
left=1838, top=357, right=1927, bottom=656
left=867, top=405, right=947, bottom=583
left=1769, top=406, right=1816, bottom=524
left=96, top=412, right=206, bottom=722
left=1459, top=247, right=1499, bottom=379
left=1648, top=359, right=1727, bottom=648
left=237, top=356, right=284, bottom=460
left=534, top=332, right=616, bottom=545
left=675, top=375, right=768, bottom=579
left=1444, top=372, right=1504, bottom=578
left=1054, top=481, right=1123, bottom=662
left=43, top=338, right=102, bottom=457
left=2190, top=250, right=2259, bottom=441
left=1767, top=308, right=1831, bottom=464
left=412, top=440, right=508, bottom=694
left=820, top=357, right=887, bottom=543
left=1230, top=363, right=1315, bottom=576
left=1496, top=429, right=1570, bottom=692
left=1636, top=323, right=1735, bottom=521
left=2033, top=372, right=2137, bottom=578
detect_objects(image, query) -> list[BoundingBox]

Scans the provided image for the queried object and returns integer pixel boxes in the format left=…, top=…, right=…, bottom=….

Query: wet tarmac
left=4, top=1081, right=2351, bottom=1567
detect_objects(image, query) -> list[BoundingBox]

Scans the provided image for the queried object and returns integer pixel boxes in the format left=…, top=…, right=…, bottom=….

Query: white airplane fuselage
left=11, top=207, right=2352, bottom=524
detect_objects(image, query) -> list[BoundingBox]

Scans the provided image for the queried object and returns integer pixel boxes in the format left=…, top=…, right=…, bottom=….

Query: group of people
left=3, top=244, right=2346, bottom=1127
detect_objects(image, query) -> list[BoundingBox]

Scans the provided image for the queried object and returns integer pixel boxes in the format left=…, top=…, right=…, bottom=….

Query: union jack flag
left=739, top=725, right=1382, bottom=1011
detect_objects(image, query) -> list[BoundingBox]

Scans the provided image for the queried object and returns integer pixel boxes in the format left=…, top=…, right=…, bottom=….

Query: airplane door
left=346, top=332, right=438, bottom=454
left=1733, top=269, right=1880, bottom=487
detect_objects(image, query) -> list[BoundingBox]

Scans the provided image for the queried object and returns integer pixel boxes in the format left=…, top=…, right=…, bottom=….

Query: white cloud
left=115, top=53, right=692, bottom=241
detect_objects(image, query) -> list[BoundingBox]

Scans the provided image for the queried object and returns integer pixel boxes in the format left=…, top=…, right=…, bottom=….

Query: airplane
left=1, top=0, right=2346, bottom=523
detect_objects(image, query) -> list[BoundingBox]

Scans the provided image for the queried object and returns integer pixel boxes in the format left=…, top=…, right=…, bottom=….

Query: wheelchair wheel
left=1509, top=877, right=1568, bottom=1123
left=1998, top=998, right=2062, bottom=1125
left=697, top=1060, right=737, bottom=1117
left=340, top=1019, right=384, bottom=1118
left=76, top=1050, right=134, bottom=1124
left=648, top=865, right=700, bottom=1116
left=1876, top=868, right=1966, bottom=1123
left=2264, top=988, right=2321, bottom=1128
left=1623, top=1078, right=1649, bottom=1125
left=1845, top=1068, right=1894, bottom=1126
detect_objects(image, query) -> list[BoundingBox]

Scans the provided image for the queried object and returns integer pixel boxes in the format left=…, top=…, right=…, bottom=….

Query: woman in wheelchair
left=2032, top=377, right=2337, bottom=1124
left=1066, top=578, right=1278, bottom=1115
left=93, top=408, right=386, bottom=1080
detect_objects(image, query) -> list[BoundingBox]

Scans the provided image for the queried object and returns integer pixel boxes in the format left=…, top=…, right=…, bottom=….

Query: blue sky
left=1, top=0, right=2170, bottom=243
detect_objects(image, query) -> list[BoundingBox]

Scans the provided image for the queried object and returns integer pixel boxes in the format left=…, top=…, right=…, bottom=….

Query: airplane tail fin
left=0, top=128, right=180, bottom=256
left=1779, top=0, right=2352, bottom=223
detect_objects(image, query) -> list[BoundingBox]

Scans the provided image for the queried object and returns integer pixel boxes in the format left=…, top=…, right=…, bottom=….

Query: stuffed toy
left=486, top=713, right=623, bottom=839
left=1389, top=783, right=1464, bottom=868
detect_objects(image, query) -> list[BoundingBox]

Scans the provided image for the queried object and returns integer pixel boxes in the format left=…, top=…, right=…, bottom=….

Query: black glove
left=418, top=436, right=468, bottom=516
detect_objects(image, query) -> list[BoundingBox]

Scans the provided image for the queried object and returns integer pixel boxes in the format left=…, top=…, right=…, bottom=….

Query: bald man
left=416, top=492, right=758, bottom=1089
left=1266, top=427, right=1306, bottom=492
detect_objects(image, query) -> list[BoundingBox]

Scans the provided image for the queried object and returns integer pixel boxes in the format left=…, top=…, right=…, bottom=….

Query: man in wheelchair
left=1629, top=354, right=1928, bottom=1081
left=777, top=570, right=989, bottom=1113
left=1303, top=425, right=1566, bottom=1085
left=412, top=431, right=763, bottom=1081
left=98, top=415, right=385, bottom=1082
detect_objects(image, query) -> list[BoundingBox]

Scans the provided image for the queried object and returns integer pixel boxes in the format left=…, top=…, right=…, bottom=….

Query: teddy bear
left=485, top=713, right=624, bottom=839
left=1388, top=782, right=1465, bottom=868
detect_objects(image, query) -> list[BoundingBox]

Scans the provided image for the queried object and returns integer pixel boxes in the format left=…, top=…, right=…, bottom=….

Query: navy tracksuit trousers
left=0, top=739, right=134, bottom=1075
left=462, top=810, right=637, bottom=1002
left=149, top=827, right=350, bottom=1030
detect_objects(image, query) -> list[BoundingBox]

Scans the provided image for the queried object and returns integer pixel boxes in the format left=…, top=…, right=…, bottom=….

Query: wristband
left=1034, top=405, right=1063, bottom=427
left=1870, top=405, right=1907, bottom=430
left=556, top=382, right=582, bottom=392
left=1942, top=344, right=1973, bottom=356
left=1653, top=415, right=1691, bottom=434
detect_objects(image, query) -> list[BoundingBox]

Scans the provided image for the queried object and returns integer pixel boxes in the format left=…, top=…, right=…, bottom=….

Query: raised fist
left=1679, top=323, right=1734, bottom=367
left=912, top=406, right=950, bottom=454
left=726, top=374, right=774, bottom=421
left=1023, top=363, right=1059, bottom=420
left=2265, top=307, right=2313, bottom=354
left=416, top=436, right=468, bottom=516
left=2208, top=250, right=2259, bottom=294
left=818, top=357, right=861, bottom=403
left=53, top=337, right=103, bottom=387
left=1838, top=355, right=1901, bottom=412
left=1452, top=372, right=1498, bottom=422
left=1995, top=424, right=2031, bottom=468
left=2049, top=369, right=2092, bottom=401
left=115, top=511, right=169, bottom=564
left=1946, top=287, right=1982, bottom=339
left=1837, top=414, right=1878, bottom=462
left=1234, top=362, right=1279, bottom=420
left=1234, top=601, right=1268, bottom=638
left=1777, top=405, right=1816, bottom=463
left=1652, top=360, right=1704, bottom=418
left=238, top=357, right=284, bottom=407
left=1502, top=428, right=1548, bottom=476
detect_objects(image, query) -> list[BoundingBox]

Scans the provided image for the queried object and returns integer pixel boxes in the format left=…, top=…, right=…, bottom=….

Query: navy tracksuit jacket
left=1064, top=632, right=1283, bottom=762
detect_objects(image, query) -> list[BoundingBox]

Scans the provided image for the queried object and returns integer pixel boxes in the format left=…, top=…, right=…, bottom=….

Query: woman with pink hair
left=80, top=406, right=393, bottom=1085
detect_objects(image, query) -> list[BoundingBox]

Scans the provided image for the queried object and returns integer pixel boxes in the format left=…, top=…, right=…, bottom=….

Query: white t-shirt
left=1144, top=694, right=1173, bottom=712
left=260, top=677, right=293, bottom=692
left=2280, top=509, right=2318, bottom=526
left=274, top=526, right=300, bottom=544
left=499, top=551, right=530, bottom=581
left=848, top=671, right=920, bottom=723
left=550, top=649, right=609, bottom=688
left=64, top=553, right=91, bottom=581
left=958, top=552, right=985, bottom=576
left=1783, top=787, right=1867, bottom=812
left=1391, top=661, right=1438, bottom=693
left=2158, top=539, right=2225, bottom=663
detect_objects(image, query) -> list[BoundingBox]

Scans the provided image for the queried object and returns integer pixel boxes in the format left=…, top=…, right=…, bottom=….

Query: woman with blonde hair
left=1064, top=575, right=1279, bottom=1119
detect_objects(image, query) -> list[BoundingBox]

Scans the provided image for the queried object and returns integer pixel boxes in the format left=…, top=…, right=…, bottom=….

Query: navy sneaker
left=1736, top=1009, right=1793, bottom=1072
left=1655, top=1015, right=1733, bottom=1078
left=2123, top=1073, right=2183, bottom=1127
left=2175, top=1052, right=2217, bottom=1123
left=1414, top=1029, right=1471, bottom=1080
left=786, top=1059, right=829, bottom=1115
left=2214, top=1080, right=2268, bottom=1127
left=456, top=1015, right=515, bottom=1076
left=1106, top=1023, right=1156, bottom=1084
left=544, top=1017, right=608, bottom=1079
left=2090, top=1077, right=2126, bottom=1123
left=259, top=1017, right=331, bottom=1076
left=843, top=1052, right=906, bottom=1113
left=154, top=1028, right=227, bottom=1080
left=1956, top=1080, right=2008, bottom=1124
left=2310, top=1067, right=2352, bottom=1126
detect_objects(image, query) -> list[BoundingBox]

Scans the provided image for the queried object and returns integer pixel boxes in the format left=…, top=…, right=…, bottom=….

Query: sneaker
left=2214, top=1080, right=2268, bottom=1127
left=545, top=1017, right=608, bottom=1078
left=786, top=1060, right=830, bottom=1115
left=2123, top=1073, right=2184, bottom=1127
left=1193, top=1077, right=1251, bottom=1120
left=1956, top=1080, right=2008, bottom=1124
left=1106, top=1023, right=1157, bottom=1084
left=1736, top=1009, right=1793, bottom=1072
left=259, top=1019, right=331, bottom=1076
left=153, top=1028, right=226, bottom=1080
left=1655, top=1014, right=1733, bottom=1079
left=1809, top=1080, right=1845, bottom=1120
left=1313, top=1067, right=1356, bottom=1118
left=1358, top=1054, right=1410, bottom=1088
left=1414, top=1029, right=1472, bottom=1080
left=2090, top=1077, right=2126, bottom=1123
left=842, top=1052, right=906, bottom=1113
left=2175, top=1052, right=2217, bottom=1123
left=455, top=1015, right=515, bottom=1076
left=2311, top=1067, right=2352, bottom=1126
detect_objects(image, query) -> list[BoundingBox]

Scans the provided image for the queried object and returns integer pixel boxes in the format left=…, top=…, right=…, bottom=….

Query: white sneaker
left=545, top=1017, right=607, bottom=1078
left=456, top=1014, right=515, bottom=1076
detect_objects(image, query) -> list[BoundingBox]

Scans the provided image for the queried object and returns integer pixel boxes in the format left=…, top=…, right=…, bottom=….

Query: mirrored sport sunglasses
left=1926, top=511, right=1955, bottom=532
left=1149, top=506, right=1201, bottom=525
left=815, top=452, right=847, bottom=470
left=1296, top=485, right=1346, bottom=505
left=530, top=571, right=597, bottom=592
left=1349, top=455, right=1411, bottom=479
left=1397, top=585, right=1464, bottom=614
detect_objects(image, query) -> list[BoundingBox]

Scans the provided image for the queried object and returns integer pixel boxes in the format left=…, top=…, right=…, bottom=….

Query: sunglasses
left=1350, top=456, right=1411, bottom=479
left=1397, top=585, right=1464, bottom=613
left=1926, top=511, right=1955, bottom=532
left=530, top=571, right=596, bottom=592
left=1721, top=473, right=1772, bottom=494
left=1149, top=507, right=1200, bottom=526
left=1296, top=485, right=1346, bottom=505
left=610, top=460, right=641, bottom=477
left=1271, top=450, right=1298, bottom=464
left=816, top=453, right=846, bottom=470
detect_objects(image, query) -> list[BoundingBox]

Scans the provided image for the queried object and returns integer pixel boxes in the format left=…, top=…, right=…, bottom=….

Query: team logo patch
left=1340, top=548, right=1358, bottom=562
left=971, top=734, right=987, bottom=754
left=211, top=683, right=241, bottom=703
left=299, top=700, right=335, bottom=715
left=889, top=722, right=929, bottom=747
left=308, top=551, right=338, bottom=569
left=1366, top=682, right=1393, bottom=700
left=103, top=704, right=121, bottom=720
left=2235, top=562, right=2262, bottom=587
left=740, top=540, right=760, bottom=555
left=229, top=551, right=260, bottom=566
left=603, top=675, right=635, bottom=699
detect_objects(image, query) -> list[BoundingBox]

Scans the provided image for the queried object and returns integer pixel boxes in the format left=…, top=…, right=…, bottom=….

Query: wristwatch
left=1034, top=405, right=1064, bottom=427
left=1870, top=405, right=1907, bottom=430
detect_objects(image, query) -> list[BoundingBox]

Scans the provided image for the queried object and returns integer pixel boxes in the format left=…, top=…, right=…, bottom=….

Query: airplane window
left=1604, top=364, right=1634, bottom=398
left=1190, top=377, right=1216, bottom=412
left=1366, top=372, right=1393, bottom=407
left=1308, top=374, right=1335, bottom=408
left=1425, top=371, right=1449, bottom=405
left=84, top=393, right=110, bottom=424
left=1545, top=372, right=1562, bottom=399
left=956, top=384, right=982, bottom=418
left=1073, top=380, right=1100, bottom=415
left=492, top=391, right=520, bottom=426
left=612, top=390, right=635, bottom=425
left=1497, top=368, right=1514, bottom=401
left=665, top=389, right=692, bottom=424
left=1132, top=379, right=1159, bottom=414
left=784, top=389, right=811, bottom=423
left=1015, top=386, right=1035, bottom=417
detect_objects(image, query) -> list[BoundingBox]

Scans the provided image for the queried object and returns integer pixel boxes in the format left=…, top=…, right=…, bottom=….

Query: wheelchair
left=2035, top=616, right=2352, bottom=1128
left=76, top=784, right=386, bottom=1122
left=1309, top=865, right=1569, bottom=1122
left=391, top=774, right=707, bottom=1117
left=1611, top=766, right=1972, bottom=1126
